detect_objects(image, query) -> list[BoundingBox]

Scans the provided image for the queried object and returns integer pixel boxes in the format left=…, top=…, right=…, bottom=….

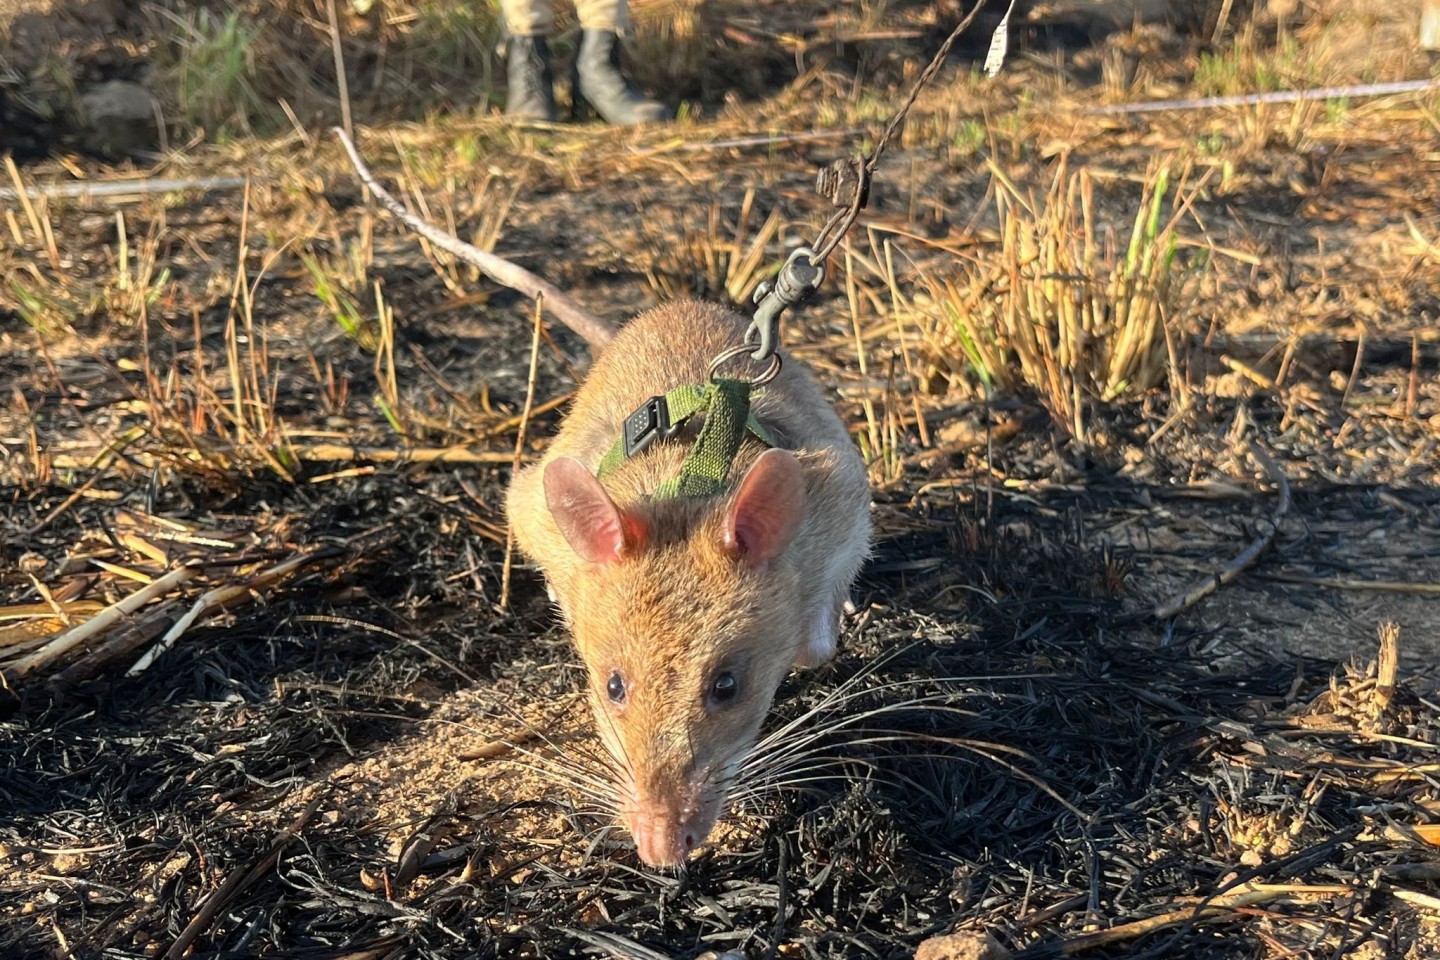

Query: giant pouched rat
left=337, top=131, right=871, bottom=867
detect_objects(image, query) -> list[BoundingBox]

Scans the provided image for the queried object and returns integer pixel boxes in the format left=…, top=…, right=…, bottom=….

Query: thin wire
left=1083, top=78, right=1435, bottom=116
left=810, top=0, right=989, bottom=263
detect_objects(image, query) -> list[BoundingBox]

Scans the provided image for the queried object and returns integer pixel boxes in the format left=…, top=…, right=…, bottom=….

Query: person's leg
left=500, top=0, right=557, bottom=121
left=500, top=0, right=554, bottom=35
left=572, top=0, right=671, bottom=125
left=574, top=0, right=626, bottom=31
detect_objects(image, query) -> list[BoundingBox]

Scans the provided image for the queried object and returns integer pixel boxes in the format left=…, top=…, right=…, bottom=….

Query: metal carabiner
left=745, top=246, right=825, bottom=362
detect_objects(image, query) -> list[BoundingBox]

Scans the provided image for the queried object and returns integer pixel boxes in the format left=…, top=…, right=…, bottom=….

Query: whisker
left=590, top=684, right=637, bottom=786
left=729, top=772, right=863, bottom=803
left=725, top=656, right=1086, bottom=824
left=749, top=648, right=920, bottom=746
left=745, top=672, right=1026, bottom=762
left=744, top=748, right=979, bottom=799
left=487, top=742, right=623, bottom=800
left=754, top=728, right=1081, bottom=820
left=744, top=694, right=984, bottom=777
left=748, top=725, right=1000, bottom=784
left=500, top=740, right=619, bottom=787
left=500, top=763, right=619, bottom=808
left=456, top=696, right=628, bottom=797
left=752, top=691, right=973, bottom=752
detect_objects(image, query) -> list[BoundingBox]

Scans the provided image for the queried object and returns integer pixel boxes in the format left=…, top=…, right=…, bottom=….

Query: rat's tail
left=333, top=128, right=615, bottom=349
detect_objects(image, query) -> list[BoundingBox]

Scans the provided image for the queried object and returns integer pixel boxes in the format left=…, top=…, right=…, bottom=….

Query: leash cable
left=733, top=0, right=988, bottom=376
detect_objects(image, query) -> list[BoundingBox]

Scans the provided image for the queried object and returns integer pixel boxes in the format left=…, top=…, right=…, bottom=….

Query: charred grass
left=3, top=0, right=1440, bottom=957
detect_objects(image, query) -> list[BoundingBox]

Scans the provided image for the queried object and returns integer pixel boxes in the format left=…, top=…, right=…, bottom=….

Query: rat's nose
left=628, top=808, right=702, bottom=867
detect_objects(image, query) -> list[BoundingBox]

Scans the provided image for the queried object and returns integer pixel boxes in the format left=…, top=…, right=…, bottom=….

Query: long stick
left=0, top=176, right=251, bottom=202
left=1263, top=575, right=1440, bottom=595
left=499, top=295, right=546, bottom=611
left=1085, top=79, right=1434, bottom=116
left=332, top=128, right=615, bottom=349
left=46, top=442, right=527, bottom=470
left=325, top=0, right=352, bottom=140
left=1036, top=882, right=1356, bottom=956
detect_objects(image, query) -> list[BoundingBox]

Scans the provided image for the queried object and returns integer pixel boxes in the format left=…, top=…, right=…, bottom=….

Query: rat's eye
left=709, top=671, right=738, bottom=705
left=606, top=672, right=626, bottom=703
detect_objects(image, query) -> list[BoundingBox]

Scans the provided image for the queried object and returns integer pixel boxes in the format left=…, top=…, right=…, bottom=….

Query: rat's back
left=565, top=299, right=854, bottom=462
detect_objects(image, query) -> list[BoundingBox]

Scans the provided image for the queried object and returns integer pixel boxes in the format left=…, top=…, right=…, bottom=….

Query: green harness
left=595, top=378, right=776, bottom=500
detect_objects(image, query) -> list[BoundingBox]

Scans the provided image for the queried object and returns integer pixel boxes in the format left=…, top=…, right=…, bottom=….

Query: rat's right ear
left=544, top=457, right=645, bottom=563
left=724, top=449, right=806, bottom=568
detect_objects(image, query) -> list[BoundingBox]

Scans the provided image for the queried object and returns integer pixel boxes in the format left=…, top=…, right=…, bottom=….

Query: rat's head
left=542, top=449, right=808, bottom=867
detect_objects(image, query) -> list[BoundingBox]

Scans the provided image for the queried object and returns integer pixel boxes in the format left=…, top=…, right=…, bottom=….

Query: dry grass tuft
left=139, top=0, right=505, bottom=139
left=104, top=211, right=174, bottom=327
left=640, top=188, right=786, bottom=304
left=6, top=206, right=172, bottom=334
left=917, top=155, right=1208, bottom=438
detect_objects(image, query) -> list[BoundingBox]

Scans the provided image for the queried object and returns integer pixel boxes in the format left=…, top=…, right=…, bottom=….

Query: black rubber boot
left=573, top=29, right=671, bottom=125
left=505, top=35, right=557, bottom=122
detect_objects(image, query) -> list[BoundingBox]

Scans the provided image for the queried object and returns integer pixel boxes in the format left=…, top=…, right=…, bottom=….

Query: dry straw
left=921, top=156, right=1209, bottom=439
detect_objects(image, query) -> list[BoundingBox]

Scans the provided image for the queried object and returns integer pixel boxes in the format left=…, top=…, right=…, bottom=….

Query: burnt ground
left=2, top=0, right=1440, bottom=958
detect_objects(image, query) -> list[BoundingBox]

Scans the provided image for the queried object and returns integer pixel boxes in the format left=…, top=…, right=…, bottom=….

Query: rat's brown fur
left=507, top=298, right=870, bottom=866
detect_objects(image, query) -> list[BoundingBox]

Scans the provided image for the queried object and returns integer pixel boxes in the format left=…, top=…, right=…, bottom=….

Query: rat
left=335, top=131, right=872, bottom=867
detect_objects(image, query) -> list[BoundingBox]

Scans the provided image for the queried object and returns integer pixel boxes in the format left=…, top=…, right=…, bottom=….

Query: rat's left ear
left=724, top=449, right=806, bottom=568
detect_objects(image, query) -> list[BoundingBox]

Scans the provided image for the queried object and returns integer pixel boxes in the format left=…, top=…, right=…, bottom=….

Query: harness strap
left=595, top=378, right=776, bottom=499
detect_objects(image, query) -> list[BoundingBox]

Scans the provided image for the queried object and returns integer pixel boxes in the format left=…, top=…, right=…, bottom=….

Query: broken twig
left=126, top=548, right=337, bottom=676
left=1029, top=882, right=1356, bottom=956
left=162, top=795, right=326, bottom=960
left=1262, top=575, right=1440, bottom=595
left=1153, top=440, right=1291, bottom=620
left=4, top=565, right=199, bottom=681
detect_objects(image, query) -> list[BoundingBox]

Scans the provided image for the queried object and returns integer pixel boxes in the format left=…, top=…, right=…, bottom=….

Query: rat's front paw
left=794, top=605, right=839, bottom=668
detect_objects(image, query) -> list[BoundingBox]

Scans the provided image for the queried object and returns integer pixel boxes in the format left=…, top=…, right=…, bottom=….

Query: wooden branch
left=332, top=127, right=615, bottom=349
left=0, top=176, right=250, bottom=202
left=1040, top=882, right=1355, bottom=955
left=48, top=442, right=529, bottom=471
left=1153, top=440, right=1291, bottom=620
left=1393, top=888, right=1440, bottom=914
left=3, top=566, right=199, bottom=681
left=126, top=549, right=335, bottom=676
left=47, top=603, right=181, bottom=688
left=1262, top=575, right=1440, bottom=595
left=290, top=443, right=525, bottom=464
